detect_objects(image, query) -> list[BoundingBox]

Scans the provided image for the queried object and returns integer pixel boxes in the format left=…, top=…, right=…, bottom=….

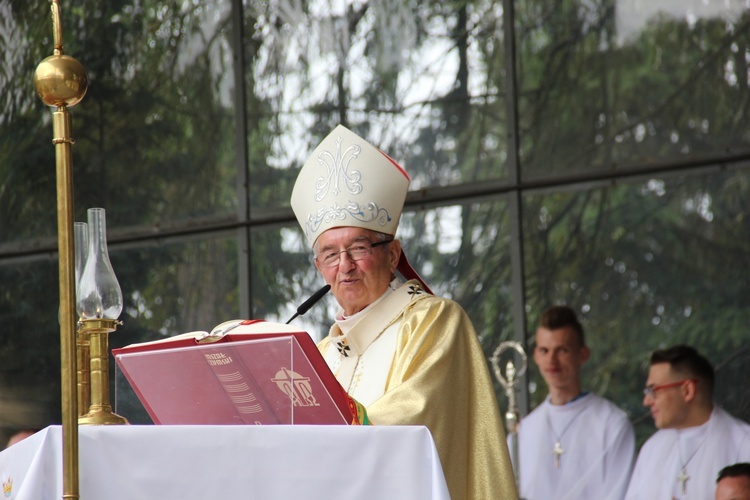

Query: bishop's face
left=643, top=362, right=692, bottom=429
left=314, top=227, right=400, bottom=316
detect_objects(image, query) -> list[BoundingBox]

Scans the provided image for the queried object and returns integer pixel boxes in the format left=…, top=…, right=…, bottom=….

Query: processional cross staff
left=491, top=341, right=528, bottom=488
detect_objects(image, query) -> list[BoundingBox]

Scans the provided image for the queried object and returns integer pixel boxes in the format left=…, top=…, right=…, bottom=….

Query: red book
left=112, top=320, right=358, bottom=425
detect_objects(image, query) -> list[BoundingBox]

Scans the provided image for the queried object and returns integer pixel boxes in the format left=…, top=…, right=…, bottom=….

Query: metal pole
left=33, top=2, right=89, bottom=498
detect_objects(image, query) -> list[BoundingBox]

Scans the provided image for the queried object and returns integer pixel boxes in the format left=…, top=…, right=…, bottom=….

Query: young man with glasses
left=625, top=345, right=750, bottom=499
left=291, top=125, right=517, bottom=500
left=514, top=305, right=635, bottom=499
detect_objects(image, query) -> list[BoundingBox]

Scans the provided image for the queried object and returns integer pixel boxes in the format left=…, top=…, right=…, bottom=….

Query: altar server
left=625, top=345, right=750, bottom=499
left=514, top=305, right=635, bottom=499
left=291, top=124, right=518, bottom=499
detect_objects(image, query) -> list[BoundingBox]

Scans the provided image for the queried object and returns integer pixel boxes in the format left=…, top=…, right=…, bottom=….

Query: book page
left=120, top=330, right=210, bottom=348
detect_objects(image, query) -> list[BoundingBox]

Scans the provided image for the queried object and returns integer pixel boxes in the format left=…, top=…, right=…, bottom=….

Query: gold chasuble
left=319, top=280, right=518, bottom=500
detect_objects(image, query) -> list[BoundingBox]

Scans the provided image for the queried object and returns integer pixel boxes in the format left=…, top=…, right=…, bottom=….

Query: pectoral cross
left=676, top=468, right=689, bottom=494
left=336, top=341, right=351, bottom=357
left=552, top=441, right=565, bottom=468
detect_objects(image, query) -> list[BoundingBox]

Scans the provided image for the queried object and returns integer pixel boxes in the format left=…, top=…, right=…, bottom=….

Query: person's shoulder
left=399, top=281, right=467, bottom=313
left=638, top=428, right=671, bottom=453
left=714, top=405, right=750, bottom=422
left=524, top=399, right=548, bottom=421
left=713, top=406, right=750, bottom=435
left=396, top=283, right=477, bottom=343
left=516, top=399, right=547, bottom=434
left=588, top=393, right=631, bottom=420
left=405, top=281, right=463, bottom=307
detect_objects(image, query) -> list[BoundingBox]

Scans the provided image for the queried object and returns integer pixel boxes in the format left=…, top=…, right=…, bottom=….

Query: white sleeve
left=603, top=415, right=636, bottom=500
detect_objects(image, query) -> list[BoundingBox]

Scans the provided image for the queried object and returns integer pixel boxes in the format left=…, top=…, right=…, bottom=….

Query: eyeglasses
left=642, top=379, right=697, bottom=398
left=315, top=240, right=391, bottom=268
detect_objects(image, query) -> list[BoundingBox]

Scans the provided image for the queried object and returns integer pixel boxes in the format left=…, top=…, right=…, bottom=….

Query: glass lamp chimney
left=74, top=221, right=88, bottom=303
left=76, top=208, right=122, bottom=320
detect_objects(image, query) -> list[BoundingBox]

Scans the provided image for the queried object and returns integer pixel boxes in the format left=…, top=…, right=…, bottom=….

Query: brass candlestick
left=78, top=319, right=128, bottom=425
left=74, top=221, right=90, bottom=416
left=77, top=207, right=127, bottom=426
left=76, top=327, right=91, bottom=416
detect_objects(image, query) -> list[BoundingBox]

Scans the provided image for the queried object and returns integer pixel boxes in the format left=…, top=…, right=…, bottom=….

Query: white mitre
left=291, top=125, right=411, bottom=246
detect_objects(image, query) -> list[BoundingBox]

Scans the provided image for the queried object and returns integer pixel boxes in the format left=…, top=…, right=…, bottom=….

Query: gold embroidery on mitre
left=291, top=124, right=410, bottom=246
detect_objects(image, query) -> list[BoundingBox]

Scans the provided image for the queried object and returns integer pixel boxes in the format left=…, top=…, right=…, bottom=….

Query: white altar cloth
left=0, top=424, right=449, bottom=500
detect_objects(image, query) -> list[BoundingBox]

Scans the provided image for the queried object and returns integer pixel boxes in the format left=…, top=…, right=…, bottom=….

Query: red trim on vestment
left=397, top=251, right=433, bottom=295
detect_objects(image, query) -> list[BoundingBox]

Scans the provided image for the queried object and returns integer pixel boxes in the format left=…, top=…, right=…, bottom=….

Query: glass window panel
left=242, top=0, right=509, bottom=212
left=0, top=2, right=59, bottom=245
left=0, top=259, right=61, bottom=446
left=521, top=164, right=750, bottom=444
left=516, top=1, right=750, bottom=179
left=111, top=234, right=241, bottom=346
left=246, top=224, right=325, bottom=336
left=0, top=1, right=238, bottom=247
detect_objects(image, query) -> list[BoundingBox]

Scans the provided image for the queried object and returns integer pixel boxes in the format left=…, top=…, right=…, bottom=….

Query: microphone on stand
left=285, top=284, right=331, bottom=324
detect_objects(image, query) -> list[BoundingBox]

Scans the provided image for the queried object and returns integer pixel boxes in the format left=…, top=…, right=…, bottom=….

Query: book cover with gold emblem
left=112, top=320, right=360, bottom=425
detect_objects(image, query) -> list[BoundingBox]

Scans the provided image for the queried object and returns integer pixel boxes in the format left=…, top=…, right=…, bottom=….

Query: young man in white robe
left=514, top=305, right=635, bottom=500
left=625, top=345, right=750, bottom=500
left=291, top=124, right=518, bottom=500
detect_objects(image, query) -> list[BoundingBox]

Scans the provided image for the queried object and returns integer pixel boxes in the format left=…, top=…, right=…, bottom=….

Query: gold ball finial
left=33, top=53, right=88, bottom=108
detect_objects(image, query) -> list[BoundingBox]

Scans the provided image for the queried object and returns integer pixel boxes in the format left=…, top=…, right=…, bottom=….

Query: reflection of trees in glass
left=220, top=1, right=750, bottom=446
left=242, top=0, right=513, bottom=344
left=0, top=262, right=61, bottom=436
left=1, top=1, right=237, bottom=237
left=70, top=1, right=237, bottom=223
left=516, top=2, right=750, bottom=176
left=0, top=2, right=59, bottom=243
left=0, top=0, right=241, bottom=429
left=244, top=0, right=508, bottom=199
left=522, top=170, right=750, bottom=444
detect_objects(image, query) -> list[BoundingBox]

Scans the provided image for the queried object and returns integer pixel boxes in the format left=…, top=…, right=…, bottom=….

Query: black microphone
left=285, top=284, right=331, bottom=324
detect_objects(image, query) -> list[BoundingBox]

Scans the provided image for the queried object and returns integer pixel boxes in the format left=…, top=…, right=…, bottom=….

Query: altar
left=0, top=424, right=449, bottom=500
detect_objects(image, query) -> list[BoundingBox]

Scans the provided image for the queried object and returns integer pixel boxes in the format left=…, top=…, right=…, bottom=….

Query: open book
left=112, top=320, right=361, bottom=425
